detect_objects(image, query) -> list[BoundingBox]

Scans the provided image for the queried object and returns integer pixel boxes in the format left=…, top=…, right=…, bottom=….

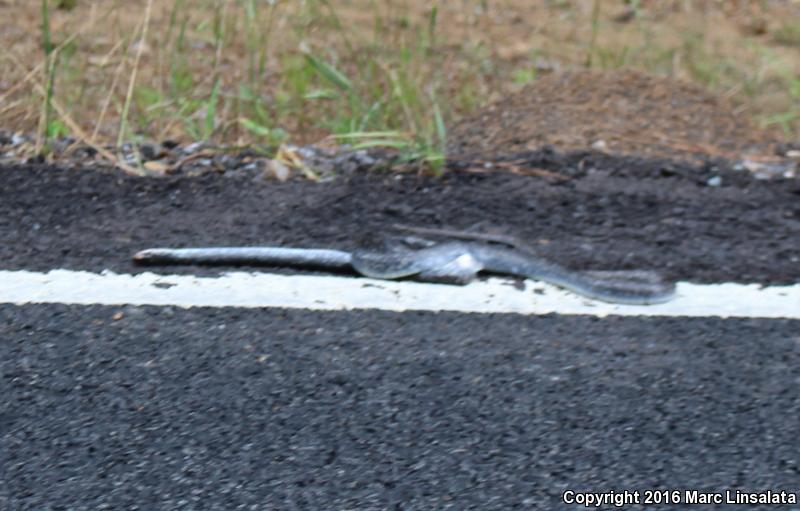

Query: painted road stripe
left=0, top=269, right=798, bottom=319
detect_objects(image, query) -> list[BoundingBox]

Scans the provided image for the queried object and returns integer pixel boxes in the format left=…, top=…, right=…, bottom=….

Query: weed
left=772, top=22, right=800, bottom=48
left=118, top=0, right=153, bottom=148
left=586, top=0, right=602, bottom=68
left=38, top=0, right=58, bottom=151
left=763, top=111, right=798, bottom=136
left=3, top=0, right=798, bottom=167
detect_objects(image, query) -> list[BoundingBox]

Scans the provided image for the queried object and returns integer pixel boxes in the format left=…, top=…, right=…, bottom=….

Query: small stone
left=183, top=142, right=204, bottom=154
left=353, top=149, right=375, bottom=166
left=266, top=159, right=291, bottom=182
left=295, top=145, right=321, bottom=159
left=143, top=161, right=169, bottom=174
left=742, top=159, right=796, bottom=180
left=706, top=176, right=723, bottom=187
left=591, top=140, right=608, bottom=151
left=139, top=143, right=159, bottom=160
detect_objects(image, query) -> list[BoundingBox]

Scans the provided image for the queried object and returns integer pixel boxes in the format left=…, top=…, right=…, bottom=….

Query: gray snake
left=134, top=242, right=675, bottom=305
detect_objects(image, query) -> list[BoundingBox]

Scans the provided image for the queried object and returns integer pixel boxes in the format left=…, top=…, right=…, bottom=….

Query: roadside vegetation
left=1, top=0, right=798, bottom=172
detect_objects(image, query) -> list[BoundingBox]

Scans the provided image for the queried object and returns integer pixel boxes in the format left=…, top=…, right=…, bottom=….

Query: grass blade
left=303, top=53, right=352, bottom=92
left=204, top=78, right=221, bottom=140
left=333, top=130, right=405, bottom=139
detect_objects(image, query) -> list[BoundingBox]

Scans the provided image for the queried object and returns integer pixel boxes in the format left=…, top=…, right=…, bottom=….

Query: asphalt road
left=3, top=305, right=800, bottom=510
left=2, top=160, right=800, bottom=509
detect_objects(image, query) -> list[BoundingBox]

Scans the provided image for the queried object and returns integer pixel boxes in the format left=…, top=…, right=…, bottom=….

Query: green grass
left=39, top=0, right=58, bottom=150
left=11, top=0, right=800, bottom=174
left=23, top=0, right=460, bottom=169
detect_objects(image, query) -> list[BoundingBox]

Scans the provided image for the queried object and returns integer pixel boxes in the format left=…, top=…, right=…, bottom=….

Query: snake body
left=135, top=241, right=675, bottom=305
left=351, top=242, right=675, bottom=305
left=134, top=246, right=353, bottom=268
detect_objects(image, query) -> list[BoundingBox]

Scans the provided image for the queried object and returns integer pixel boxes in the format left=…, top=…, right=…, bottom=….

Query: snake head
left=132, top=248, right=173, bottom=264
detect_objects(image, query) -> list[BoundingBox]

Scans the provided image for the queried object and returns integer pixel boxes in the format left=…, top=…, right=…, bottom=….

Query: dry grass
left=0, top=0, right=798, bottom=161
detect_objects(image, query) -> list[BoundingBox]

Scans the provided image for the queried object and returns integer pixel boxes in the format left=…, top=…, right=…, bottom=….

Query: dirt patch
left=2, top=150, right=800, bottom=285
left=448, top=70, right=787, bottom=162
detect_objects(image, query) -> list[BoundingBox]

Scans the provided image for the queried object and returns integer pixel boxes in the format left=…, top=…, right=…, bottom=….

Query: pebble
left=183, top=142, right=205, bottom=154
left=139, top=143, right=159, bottom=160
left=741, top=158, right=798, bottom=180
left=3, top=131, right=794, bottom=183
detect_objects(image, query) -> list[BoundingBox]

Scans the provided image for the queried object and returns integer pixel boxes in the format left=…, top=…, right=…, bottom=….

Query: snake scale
left=134, top=235, right=675, bottom=305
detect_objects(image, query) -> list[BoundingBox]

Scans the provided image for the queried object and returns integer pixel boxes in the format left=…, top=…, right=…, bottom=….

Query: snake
left=134, top=241, right=675, bottom=305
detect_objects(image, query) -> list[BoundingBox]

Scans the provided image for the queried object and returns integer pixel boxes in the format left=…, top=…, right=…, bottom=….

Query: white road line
left=1, top=269, right=798, bottom=319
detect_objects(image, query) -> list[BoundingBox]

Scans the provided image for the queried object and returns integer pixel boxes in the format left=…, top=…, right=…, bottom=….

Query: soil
left=447, top=70, right=787, bottom=162
left=2, top=148, right=799, bottom=285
